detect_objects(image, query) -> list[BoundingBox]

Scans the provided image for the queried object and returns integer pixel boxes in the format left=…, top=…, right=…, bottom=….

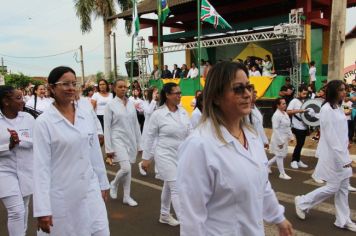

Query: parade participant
left=279, top=77, right=295, bottom=105
left=141, top=82, right=191, bottom=226
left=190, top=93, right=203, bottom=129
left=105, top=79, right=142, bottom=207
left=138, top=87, right=159, bottom=176
left=295, top=80, right=356, bottom=232
left=25, top=84, right=51, bottom=113
left=177, top=61, right=293, bottom=236
left=287, top=85, right=309, bottom=169
left=33, top=66, right=110, bottom=235
left=92, top=78, right=113, bottom=130
left=268, top=98, right=294, bottom=180
left=0, top=85, right=34, bottom=236
left=129, top=88, right=145, bottom=132
left=190, top=89, right=202, bottom=108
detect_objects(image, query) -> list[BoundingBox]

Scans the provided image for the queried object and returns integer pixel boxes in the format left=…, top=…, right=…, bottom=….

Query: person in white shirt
left=141, top=82, right=191, bottom=227
left=177, top=61, right=293, bottom=236
left=295, top=80, right=356, bottom=232
left=105, top=79, right=142, bottom=207
left=190, top=89, right=202, bottom=108
left=129, top=88, right=145, bottom=132
left=249, top=65, right=262, bottom=77
left=33, top=66, right=110, bottom=235
left=287, top=85, right=309, bottom=169
left=91, top=79, right=113, bottom=130
left=309, top=61, right=316, bottom=90
left=268, top=98, right=295, bottom=180
left=262, top=55, right=274, bottom=76
left=0, top=85, right=35, bottom=236
left=25, top=84, right=51, bottom=114
left=190, top=92, right=203, bottom=129
left=187, top=62, right=199, bottom=79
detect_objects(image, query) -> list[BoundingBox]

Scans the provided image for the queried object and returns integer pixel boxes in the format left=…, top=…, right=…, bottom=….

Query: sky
left=0, top=0, right=355, bottom=77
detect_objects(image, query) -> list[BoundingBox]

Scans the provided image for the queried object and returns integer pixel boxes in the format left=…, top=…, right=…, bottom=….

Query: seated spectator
left=161, top=65, right=172, bottom=78
left=279, top=77, right=295, bottom=105
left=172, top=64, right=181, bottom=78
left=151, top=65, right=161, bottom=80
left=180, top=64, right=188, bottom=79
left=249, top=65, right=261, bottom=77
left=187, top=62, right=199, bottom=79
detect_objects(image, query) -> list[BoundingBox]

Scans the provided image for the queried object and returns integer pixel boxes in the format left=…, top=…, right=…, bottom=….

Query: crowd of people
left=0, top=60, right=356, bottom=235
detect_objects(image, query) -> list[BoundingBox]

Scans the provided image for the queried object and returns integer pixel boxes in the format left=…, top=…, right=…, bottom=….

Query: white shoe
left=348, top=185, right=356, bottom=192
left=138, top=161, right=147, bottom=176
left=295, top=196, right=306, bottom=220
left=123, top=197, right=138, bottom=207
left=109, top=181, right=118, bottom=199
left=298, top=161, right=308, bottom=168
left=290, top=161, right=298, bottom=169
left=159, top=214, right=180, bottom=226
left=279, top=173, right=292, bottom=180
left=335, top=222, right=356, bottom=232
left=312, top=175, right=324, bottom=184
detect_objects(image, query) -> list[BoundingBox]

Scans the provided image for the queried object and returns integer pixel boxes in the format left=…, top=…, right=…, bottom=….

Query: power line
left=0, top=48, right=78, bottom=59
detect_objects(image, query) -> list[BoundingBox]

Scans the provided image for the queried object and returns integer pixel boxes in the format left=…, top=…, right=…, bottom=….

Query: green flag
left=132, top=0, right=140, bottom=36
left=160, top=0, right=170, bottom=23
left=200, top=0, right=232, bottom=29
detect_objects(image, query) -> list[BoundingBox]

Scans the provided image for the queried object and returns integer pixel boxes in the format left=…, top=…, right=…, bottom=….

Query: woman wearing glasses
left=0, top=85, right=35, bottom=236
left=33, top=66, right=110, bottom=236
left=142, top=82, right=190, bottom=226
left=177, top=62, right=293, bottom=236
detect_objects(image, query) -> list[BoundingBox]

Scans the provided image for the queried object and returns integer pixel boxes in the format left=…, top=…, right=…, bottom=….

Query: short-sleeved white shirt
left=309, top=67, right=316, bottom=82
left=92, top=92, right=113, bottom=116
left=287, top=98, right=307, bottom=130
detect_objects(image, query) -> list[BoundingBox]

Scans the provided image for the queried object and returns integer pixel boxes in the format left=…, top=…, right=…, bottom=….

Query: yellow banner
left=161, top=78, right=181, bottom=84
left=249, top=76, right=273, bottom=98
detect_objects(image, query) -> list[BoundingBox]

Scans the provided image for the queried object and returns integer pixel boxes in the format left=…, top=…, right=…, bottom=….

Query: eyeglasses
left=55, top=81, right=77, bottom=89
left=232, top=84, right=254, bottom=95
left=170, top=91, right=182, bottom=95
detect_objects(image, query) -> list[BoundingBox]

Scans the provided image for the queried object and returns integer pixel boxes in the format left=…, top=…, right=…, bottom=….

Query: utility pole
left=1, top=57, right=3, bottom=74
left=112, top=33, right=118, bottom=80
left=327, top=0, right=347, bottom=81
left=79, top=45, right=85, bottom=85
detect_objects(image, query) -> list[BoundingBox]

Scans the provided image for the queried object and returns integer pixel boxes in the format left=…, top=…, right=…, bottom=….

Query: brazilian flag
left=160, top=0, right=170, bottom=23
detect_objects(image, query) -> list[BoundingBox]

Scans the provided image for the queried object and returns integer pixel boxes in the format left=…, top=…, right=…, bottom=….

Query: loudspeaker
left=270, top=41, right=292, bottom=74
left=125, top=60, right=139, bottom=77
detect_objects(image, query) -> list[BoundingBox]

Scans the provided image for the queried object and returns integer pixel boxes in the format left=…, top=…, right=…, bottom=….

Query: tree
left=74, top=0, right=132, bottom=79
left=4, top=73, right=44, bottom=88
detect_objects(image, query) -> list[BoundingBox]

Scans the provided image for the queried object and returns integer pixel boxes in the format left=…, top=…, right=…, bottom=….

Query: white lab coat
left=270, top=109, right=294, bottom=156
left=143, top=105, right=190, bottom=181
left=314, top=103, right=353, bottom=182
left=25, top=96, right=51, bottom=113
left=76, top=97, right=103, bottom=135
left=104, top=97, right=142, bottom=163
left=0, top=112, right=34, bottom=198
left=141, top=100, right=157, bottom=160
left=33, top=104, right=109, bottom=236
left=177, top=120, right=285, bottom=236
left=190, top=107, right=202, bottom=129
left=247, top=106, right=269, bottom=145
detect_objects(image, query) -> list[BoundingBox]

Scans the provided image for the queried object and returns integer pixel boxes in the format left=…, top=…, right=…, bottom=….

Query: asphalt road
left=1, top=154, right=355, bottom=236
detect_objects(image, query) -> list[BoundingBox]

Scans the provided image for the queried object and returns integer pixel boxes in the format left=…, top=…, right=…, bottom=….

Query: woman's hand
left=141, top=159, right=151, bottom=172
left=101, top=190, right=109, bottom=202
left=8, top=129, right=20, bottom=149
left=277, top=219, right=293, bottom=236
left=37, top=216, right=53, bottom=234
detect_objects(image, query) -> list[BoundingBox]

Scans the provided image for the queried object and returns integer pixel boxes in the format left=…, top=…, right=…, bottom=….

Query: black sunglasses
left=232, top=84, right=254, bottom=95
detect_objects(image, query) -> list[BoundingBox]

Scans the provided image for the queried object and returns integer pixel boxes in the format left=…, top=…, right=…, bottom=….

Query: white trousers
left=161, top=180, right=181, bottom=220
left=297, top=177, right=352, bottom=227
left=1, top=194, right=30, bottom=236
left=112, top=160, right=132, bottom=199
left=268, top=155, right=286, bottom=174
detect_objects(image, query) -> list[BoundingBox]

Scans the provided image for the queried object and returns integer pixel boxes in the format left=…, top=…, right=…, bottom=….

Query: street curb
left=287, top=146, right=356, bottom=162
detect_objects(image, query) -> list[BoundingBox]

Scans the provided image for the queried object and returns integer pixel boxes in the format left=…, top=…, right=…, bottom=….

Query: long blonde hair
left=201, top=61, right=250, bottom=143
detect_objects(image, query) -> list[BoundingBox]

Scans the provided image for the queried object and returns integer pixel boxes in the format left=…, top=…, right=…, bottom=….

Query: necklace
left=232, top=129, right=248, bottom=150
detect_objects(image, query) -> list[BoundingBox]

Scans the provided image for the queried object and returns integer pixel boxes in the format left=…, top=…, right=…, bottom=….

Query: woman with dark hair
left=262, top=54, right=274, bottom=76
left=141, top=82, right=190, bottom=226
left=190, top=89, right=202, bottom=108
left=190, top=92, right=203, bottom=129
left=177, top=61, right=293, bottom=236
left=0, top=85, right=35, bottom=236
left=295, top=80, right=356, bottom=232
left=33, top=66, right=110, bottom=235
left=25, top=84, right=51, bottom=113
left=92, top=78, right=113, bottom=130
left=267, top=98, right=294, bottom=180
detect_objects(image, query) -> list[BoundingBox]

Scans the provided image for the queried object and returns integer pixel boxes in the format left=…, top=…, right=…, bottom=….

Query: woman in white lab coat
left=25, top=84, right=51, bottom=113
left=268, top=98, right=294, bottom=180
left=0, top=85, right=35, bottom=236
left=190, top=92, right=203, bottom=129
left=177, top=61, right=293, bottom=236
left=104, top=79, right=142, bottom=207
left=142, top=82, right=191, bottom=226
left=295, top=80, right=356, bottom=232
left=33, top=66, right=110, bottom=236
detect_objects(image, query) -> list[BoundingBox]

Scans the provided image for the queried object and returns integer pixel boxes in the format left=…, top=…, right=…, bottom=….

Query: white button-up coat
left=270, top=109, right=294, bottom=156
left=143, top=105, right=190, bottom=181
left=177, top=120, right=285, bottom=236
left=0, top=112, right=34, bottom=198
left=104, top=97, right=142, bottom=163
left=33, top=104, right=109, bottom=234
left=314, top=103, right=353, bottom=182
left=248, top=106, right=269, bottom=145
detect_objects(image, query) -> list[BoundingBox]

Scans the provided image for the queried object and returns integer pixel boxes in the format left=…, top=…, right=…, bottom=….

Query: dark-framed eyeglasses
left=170, top=91, right=182, bottom=95
left=232, top=84, right=254, bottom=95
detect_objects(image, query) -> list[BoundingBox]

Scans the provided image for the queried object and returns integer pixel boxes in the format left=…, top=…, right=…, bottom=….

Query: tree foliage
left=3, top=73, right=44, bottom=89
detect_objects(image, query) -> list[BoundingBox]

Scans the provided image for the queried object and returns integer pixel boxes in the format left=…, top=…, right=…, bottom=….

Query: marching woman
left=104, top=79, right=142, bottom=207
left=295, top=80, right=356, bottom=232
left=0, top=85, right=35, bottom=236
left=33, top=66, right=110, bottom=236
left=268, top=98, right=295, bottom=180
left=25, top=84, right=51, bottom=113
left=141, top=82, right=191, bottom=226
left=92, top=79, right=113, bottom=130
left=177, top=61, right=293, bottom=236
left=190, top=92, right=203, bottom=129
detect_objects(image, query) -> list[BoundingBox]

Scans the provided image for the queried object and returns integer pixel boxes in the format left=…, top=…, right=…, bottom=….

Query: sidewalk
left=264, top=128, right=356, bottom=162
